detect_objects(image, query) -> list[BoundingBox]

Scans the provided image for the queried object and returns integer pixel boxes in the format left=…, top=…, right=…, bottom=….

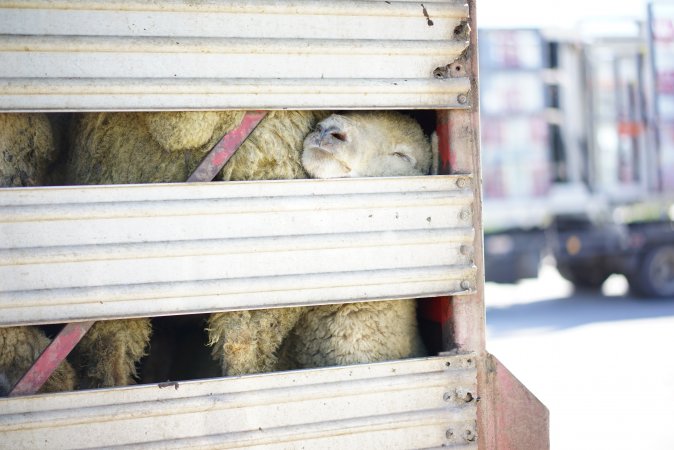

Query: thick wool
left=68, top=110, right=317, bottom=184
left=68, top=111, right=245, bottom=184
left=0, top=113, right=75, bottom=395
left=69, top=319, right=152, bottom=389
left=66, top=110, right=327, bottom=384
left=0, top=327, right=77, bottom=395
left=207, top=307, right=304, bottom=376
left=0, top=113, right=59, bottom=186
left=277, top=111, right=431, bottom=370
left=276, top=300, right=426, bottom=370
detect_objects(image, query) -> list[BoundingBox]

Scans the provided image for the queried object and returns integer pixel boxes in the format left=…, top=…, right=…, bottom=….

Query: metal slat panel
left=0, top=354, right=479, bottom=449
left=0, top=1, right=468, bottom=40
left=0, top=176, right=477, bottom=326
left=0, top=0, right=470, bottom=110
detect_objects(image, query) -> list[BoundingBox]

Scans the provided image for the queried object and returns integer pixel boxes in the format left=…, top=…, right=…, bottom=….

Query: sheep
left=0, top=113, right=76, bottom=394
left=66, top=110, right=428, bottom=383
left=65, top=110, right=327, bottom=387
left=208, top=111, right=431, bottom=375
left=276, top=111, right=431, bottom=370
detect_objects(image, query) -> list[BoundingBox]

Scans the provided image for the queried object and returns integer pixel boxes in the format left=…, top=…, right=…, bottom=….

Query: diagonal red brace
left=9, top=322, right=95, bottom=397
left=7, top=111, right=268, bottom=397
left=187, top=111, right=267, bottom=182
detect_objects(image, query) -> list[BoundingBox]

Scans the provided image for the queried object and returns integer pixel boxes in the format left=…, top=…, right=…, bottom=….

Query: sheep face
left=302, top=111, right=432, bottom=179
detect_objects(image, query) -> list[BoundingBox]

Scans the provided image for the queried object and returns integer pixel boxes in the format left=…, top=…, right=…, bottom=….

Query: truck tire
left=556, top=262, right=609, bottom=290
left=628, top=244, right=674, bottom=298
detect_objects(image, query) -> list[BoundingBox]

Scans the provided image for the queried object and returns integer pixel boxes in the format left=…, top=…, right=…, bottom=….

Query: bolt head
left=461, top=280, right=471, bottom=290
left=457, top=94, right=468, bottom=104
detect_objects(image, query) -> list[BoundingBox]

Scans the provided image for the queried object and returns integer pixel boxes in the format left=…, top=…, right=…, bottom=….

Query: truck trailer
left=0, top=1, right=549, bottom=448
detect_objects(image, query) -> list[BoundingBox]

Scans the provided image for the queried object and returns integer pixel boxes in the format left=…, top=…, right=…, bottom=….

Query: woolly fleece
left=0, top=113, right=75, bottom=394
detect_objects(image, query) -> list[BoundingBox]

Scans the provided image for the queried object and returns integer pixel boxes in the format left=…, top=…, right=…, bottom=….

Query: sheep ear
left=392, top=143, right=417, bottom=166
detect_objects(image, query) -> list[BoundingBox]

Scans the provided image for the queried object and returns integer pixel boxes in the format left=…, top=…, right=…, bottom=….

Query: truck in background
left=481, top=4, right=674, bottom=297
left=480, top=28, right=591, bottom=283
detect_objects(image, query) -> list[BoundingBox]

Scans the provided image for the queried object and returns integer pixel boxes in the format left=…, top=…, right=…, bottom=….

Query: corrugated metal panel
left=0, top=354, right=478, bottom=449
left=0, top=176, right=477, bottom=326
left=0, top=0, right=471, bottom=111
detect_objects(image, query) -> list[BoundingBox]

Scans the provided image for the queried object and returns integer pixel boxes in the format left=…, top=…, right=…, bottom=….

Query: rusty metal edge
left=478, top=353, right=550, bottom=450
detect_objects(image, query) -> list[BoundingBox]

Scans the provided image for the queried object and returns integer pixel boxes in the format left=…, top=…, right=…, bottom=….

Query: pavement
left=485, top=263, right=674, bottom=450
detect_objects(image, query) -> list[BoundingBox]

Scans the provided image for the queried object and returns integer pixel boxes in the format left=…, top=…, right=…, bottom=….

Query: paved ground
left=484, top=263, right=674, bottom=450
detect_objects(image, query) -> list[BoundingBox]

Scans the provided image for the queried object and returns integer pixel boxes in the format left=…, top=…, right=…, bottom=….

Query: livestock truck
left=481, top=12, right=674, bottom=297
left=0, top=1, right=548, bottom=448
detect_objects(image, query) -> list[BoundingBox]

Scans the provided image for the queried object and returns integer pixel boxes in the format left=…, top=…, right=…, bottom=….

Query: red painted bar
left=416, top=110, right=457, bottom=351
left=9, top=321, right=95, bottom=397
left=187, top=111, right=267, bottom=182
left=435, top=110, right=455, bottom=174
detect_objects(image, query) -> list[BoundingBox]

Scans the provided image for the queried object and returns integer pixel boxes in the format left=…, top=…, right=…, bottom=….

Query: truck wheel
left=628, top=245, right=674, bottom=298
left=556, top=263, right=609, bottom=290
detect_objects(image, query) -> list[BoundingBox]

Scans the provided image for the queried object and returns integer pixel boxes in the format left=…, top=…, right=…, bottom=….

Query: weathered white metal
left=0, top=176, right=477, bottom=326
left=0, top=0, right=470, bottom=111
left=0, top=354, right=478, bottom=449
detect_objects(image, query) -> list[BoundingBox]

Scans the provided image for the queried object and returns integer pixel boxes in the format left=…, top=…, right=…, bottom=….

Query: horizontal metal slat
left=0, top=176, right=468, bottom=205
left=0, top=36, right=466, bottom=56
left=0, top=79, right=471, bottom=110
left=0, top=0, right=471, bottom=110
left=2, top=228, right=470, bottom=264
left=1, top=243, right=466, bottom=291
left=0, top=176, right=477, bottom=326
left=0, top=203, right=468, bottom=248
left=1, top=0, right=468, bottom=39
left=0, top=53, right=458, bottom=79
left=0, top=354, right=479, bottom=449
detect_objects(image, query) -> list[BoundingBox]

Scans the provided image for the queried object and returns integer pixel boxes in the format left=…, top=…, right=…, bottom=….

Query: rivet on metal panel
left=459, top=244, right=473, bottom=256
left=460, top=280, right=471, bottom=290
left=433, top=65, right=450, bottom=79
left=453, top=20, right=471, bottom=39
left=449, top=61, right=467, bottom=78
left=443, top=392, right=452, bottom=402
left=459, top=208, right=471, bottom=220
left=464, top=428, right=476, bottom=442
left=456, top=177, right=468, bottom=188
left=446, top=428, right=454, bottom=439
left=457, top=94, right=468, bottom=104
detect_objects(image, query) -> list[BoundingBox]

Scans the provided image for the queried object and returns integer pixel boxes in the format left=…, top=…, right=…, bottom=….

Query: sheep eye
left=393, top=152, right=412, bottom=163
left=331, top=131, right=347, bottom=142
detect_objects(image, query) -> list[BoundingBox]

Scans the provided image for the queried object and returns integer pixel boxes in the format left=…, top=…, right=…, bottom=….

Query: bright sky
left=477, top=0, right=650, bottom=30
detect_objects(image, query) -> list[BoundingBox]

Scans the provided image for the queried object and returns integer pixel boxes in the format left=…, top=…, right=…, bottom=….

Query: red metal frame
left=8, top=111, right=268, bottom=397
left=417, top=110, right=456, bottom=351
left=480, top=355, right=550, bottom=450
left=187, top=111, right=267, bottom=182
left=9, top=322, right=95, bottom=397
